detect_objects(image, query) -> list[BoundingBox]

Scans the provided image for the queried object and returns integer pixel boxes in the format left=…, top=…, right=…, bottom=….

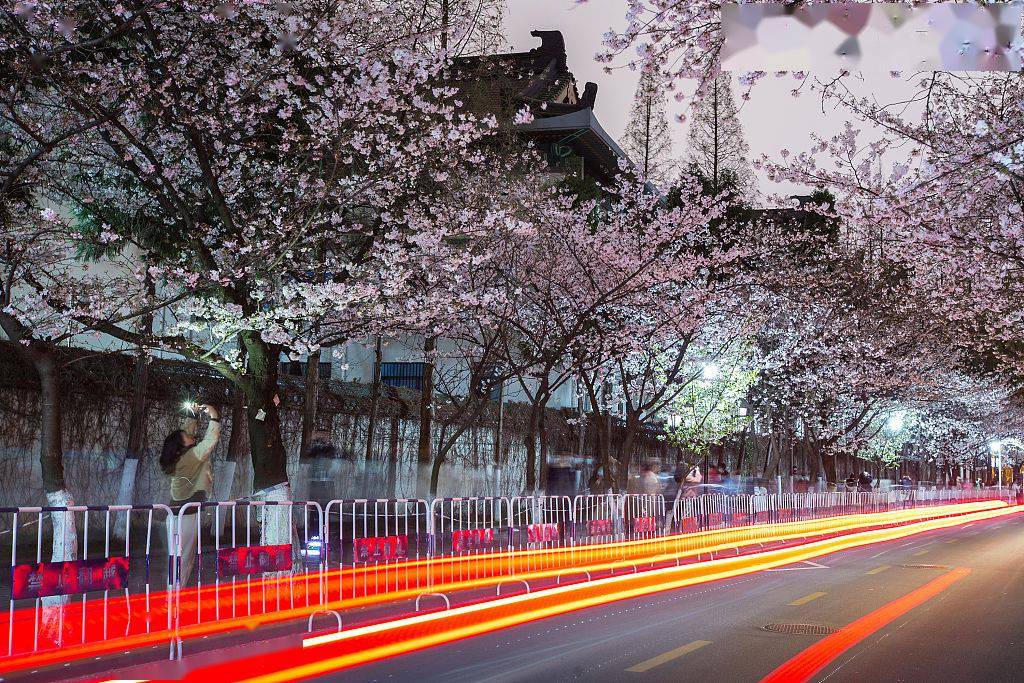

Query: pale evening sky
left=504, top=1, right=913, bottom=199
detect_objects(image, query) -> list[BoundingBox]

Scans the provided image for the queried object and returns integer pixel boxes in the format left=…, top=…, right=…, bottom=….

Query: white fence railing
left=0, top=486, right=1014, bottom=667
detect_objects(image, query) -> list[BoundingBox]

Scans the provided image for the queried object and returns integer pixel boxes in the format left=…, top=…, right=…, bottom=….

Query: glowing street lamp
left=989, top=440, right=1003, bottom=494
left=702, top=363, right=720, bottom=381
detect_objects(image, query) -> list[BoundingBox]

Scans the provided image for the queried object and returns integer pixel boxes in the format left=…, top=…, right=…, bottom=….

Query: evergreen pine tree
left=687, top=74, right=754, bottom=198
left=621, top=72, right=676, bottom=187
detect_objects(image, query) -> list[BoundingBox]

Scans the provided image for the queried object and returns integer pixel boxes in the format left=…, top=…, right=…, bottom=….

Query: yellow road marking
left=866, top=565, right=890, bottom=575
left=945, top=539, right=958, bottom=544
left=788, top=591, right=827, bottom=606
left=626, top=640, right=712, bottom=673
left=913, top=549, right=930, bottom=556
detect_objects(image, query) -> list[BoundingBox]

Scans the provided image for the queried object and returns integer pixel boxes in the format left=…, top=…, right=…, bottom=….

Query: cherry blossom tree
left=4, top=1, right=507, bottom=512
left=768, top=74, right=1024, bottom=378
left=508, top=175, right=743, bottom=492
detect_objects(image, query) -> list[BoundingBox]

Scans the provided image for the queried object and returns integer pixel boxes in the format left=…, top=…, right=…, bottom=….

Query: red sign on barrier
left=451, top=528, right=495, bottom=553
left=587, top=519, right=613, bottom=535
left=527, top=523, right=559, bottom=543
left=216, top=544, right=292, bottom=577
left=632, top=516, right=657, bottom=534
left=353, top=535, right=409, bottom=562
left=11, top=557, right=130, bottom=600
left=681, top=517, right=699, bottom=533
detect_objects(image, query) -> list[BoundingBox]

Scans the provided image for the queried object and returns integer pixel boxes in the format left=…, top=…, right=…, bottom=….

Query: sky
left=504, top=1, right=913, bottom=198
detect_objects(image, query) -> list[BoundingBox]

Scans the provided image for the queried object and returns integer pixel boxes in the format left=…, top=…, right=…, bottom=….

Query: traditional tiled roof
left=452, top=30, right=597, bottom=121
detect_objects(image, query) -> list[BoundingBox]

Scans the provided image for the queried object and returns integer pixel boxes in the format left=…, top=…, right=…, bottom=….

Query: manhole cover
left=901, top=564, right=951, bottom=569
left=762, top=623, right=839, bottom=636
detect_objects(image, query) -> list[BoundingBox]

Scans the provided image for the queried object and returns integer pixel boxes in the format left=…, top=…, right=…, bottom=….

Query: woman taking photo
left=161, top=403, right=221, bottom=585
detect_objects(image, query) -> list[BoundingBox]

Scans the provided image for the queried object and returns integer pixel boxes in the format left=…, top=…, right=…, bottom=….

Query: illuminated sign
left=451, top=528, right=496, bottom=553
left=11, top=557, right=130, bottom=600
left=217, top=544, right=292, bottom=577
left=353, top=535, right=409, bottom=562
left=526, top=523, right=559, bottom=543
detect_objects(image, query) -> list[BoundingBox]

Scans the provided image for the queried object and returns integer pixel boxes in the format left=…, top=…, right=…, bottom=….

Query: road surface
left=321, top=512, right=1024, bottom=683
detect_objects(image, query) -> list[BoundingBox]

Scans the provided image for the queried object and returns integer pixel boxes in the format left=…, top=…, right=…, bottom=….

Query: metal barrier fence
left=173, top=500, right=324, bottom=629
left=321, top=499, right=430, bottom=601
left=1, top=504, right=175, bottom=659
left=0, top=486, right=1014, bottom=670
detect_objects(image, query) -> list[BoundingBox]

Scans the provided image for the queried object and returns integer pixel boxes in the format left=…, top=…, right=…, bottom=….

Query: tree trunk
left=618, top=413, right=641, bottom=494
left=299, top=348, right=321, bottom=459
left=821, top=448, right=838, bottom=488
left=524, top=401, right=541, bottom=493
left=387, top=415, right=400, bottom=498
left=28, top=346, right=77, bottom=639
left=242, top=337, right=289, bottom=492
left=735, top=424, right=748, bottom=474
left=415, top=336, right=436, bottom=497
left=116, top=348, right=148, bottom=509
left=33, top=348, right=66, bottom=495
left=114, top=347, right=149, bottom=537
left=538, top=402, right=550, bottom=491
left=365, top=337, right=383, bottom=464
left=429, top=447, right=445, bottom=497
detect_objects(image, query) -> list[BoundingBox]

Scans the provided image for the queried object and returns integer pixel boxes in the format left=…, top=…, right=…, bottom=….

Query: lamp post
left=990, top=441, right=1003, bottom=495
left=988, top=437, right=1023, bottom=495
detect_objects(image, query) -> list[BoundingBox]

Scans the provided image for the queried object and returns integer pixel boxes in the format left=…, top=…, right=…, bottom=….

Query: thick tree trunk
left=32, top=347, right=76, bottom=639
left=34, top=349, right=66, bottom=495
left=116, top=348, right=148, bottom=510
left=415, top=336, right=436, bottom=497
left=241, top=338, right=292, bottom=550
left=618, top=413, right=641, bottom=494
left=821, top=448, right=839, bottom=488
left=524, top=401, right=541, bottom=493
left=242, top=338, right=289, bottom=492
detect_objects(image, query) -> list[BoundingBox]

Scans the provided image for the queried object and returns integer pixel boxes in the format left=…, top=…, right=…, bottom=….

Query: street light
left=989, top=440, right=1003, bottom=494
left=988, top=437, right=1023, bottom=495
left=702, top=363, right=720, bottom=381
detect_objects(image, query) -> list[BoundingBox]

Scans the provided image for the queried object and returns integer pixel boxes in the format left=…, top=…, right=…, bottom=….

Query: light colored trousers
left=177, top=514, right=201, bottom=585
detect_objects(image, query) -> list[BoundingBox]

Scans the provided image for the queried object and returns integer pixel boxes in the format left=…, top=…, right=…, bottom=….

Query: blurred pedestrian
left=682, top=464, right=703, bottom=497
left=162, top=403, right=221, bottom=585
left=547, top=456, right=578, bottom=497
left=639, top=461, right=663, bottom=495
left=664, top=466, right=683, bottom=503
left=858, top=471, right=873, bottom=492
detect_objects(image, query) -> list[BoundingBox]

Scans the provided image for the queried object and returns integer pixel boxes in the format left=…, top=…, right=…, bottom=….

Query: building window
left=280, top=360, right=333, bottom=380
left=380, top=362, right=427, bottom=391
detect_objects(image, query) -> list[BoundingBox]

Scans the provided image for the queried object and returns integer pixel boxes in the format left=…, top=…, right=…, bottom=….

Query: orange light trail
left=176, top=504, right=1021, bottom=683
left=760, top=566, right=972, bottom=682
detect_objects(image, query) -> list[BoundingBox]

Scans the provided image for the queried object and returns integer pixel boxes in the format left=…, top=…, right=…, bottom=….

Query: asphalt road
left=320, top=512, right=1024, bottom=683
